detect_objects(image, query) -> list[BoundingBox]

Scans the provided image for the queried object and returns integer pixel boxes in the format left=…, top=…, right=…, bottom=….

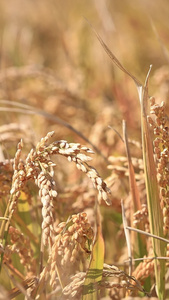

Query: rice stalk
left=123, top=120, right=147, bottom=264
left=139, top=67, right=166, bottom=299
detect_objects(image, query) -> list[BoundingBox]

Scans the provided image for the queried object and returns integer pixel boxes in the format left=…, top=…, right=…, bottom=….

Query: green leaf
left=82, top=205, right=104, bottom=300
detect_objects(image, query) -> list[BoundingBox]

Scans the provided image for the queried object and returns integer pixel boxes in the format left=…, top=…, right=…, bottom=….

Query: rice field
left=0, top=1, right=169, bottom=299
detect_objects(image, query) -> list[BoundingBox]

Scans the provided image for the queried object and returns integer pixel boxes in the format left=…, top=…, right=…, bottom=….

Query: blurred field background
left=1, top=0, right=169, bottom=147
left=1, top=0, right=169, bottom=299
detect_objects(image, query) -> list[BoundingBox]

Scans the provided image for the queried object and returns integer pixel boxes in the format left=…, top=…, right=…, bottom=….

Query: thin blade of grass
left=0, top=198, right=13, bottom=270
left=121, top=199, right=132, bottom=276
left=85, top=18, right=143, bottom=99
left=13, top=214, right=38, bottom=246
left=7, top=274, right=38, bottom=299
left=123, top=120, right=141, bottom=212
left=0, top=100, right=108, bottom=162
left=17, top=192, right=33, bottom=230
left=149, top=16, right=169, bottom=63
left=126, top=226, right=169, bottom=244
left=82, top=203, right=104, bottom=300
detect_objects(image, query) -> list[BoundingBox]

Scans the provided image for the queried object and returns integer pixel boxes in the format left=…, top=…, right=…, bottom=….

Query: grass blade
left=0, top=100, right=107, bottom=162
left=121, top=199, right=132, bottom=276
left=82, top=203, right=104, bottom=300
